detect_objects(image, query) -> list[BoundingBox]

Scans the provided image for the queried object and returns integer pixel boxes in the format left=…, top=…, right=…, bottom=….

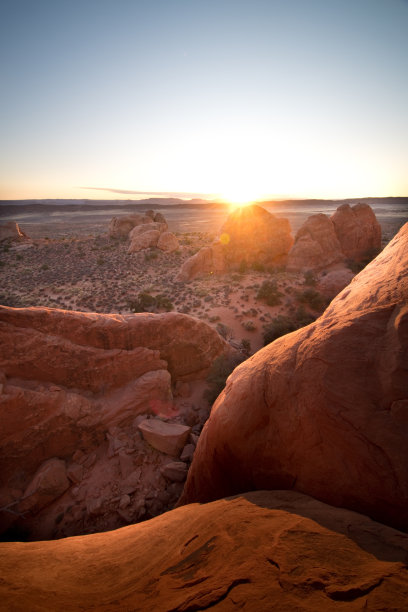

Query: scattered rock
left=66, top=463, right=84, bottom=485
left=180, top=443, right=195, bottom=462
left=138, top=419, right=191, bottom=457
left=160, top=461, right=188, bottom=482
left=19, top=458, right=69, bottom=515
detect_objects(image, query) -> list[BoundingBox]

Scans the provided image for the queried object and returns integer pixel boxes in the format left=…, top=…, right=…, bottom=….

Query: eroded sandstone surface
left=0, top=307, right=230, bottom=539
left=1, top=490, right=408, bottom=611
left=180, top=223, right=408, bottom=531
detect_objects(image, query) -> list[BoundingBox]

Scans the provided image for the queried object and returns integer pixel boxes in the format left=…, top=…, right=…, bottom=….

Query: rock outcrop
left=1, top=490, right=408, bottom=610
left=331, top=202, right=382, bottom=260
left=177, top=205, right=293, bottom=281
left=287, top=203, right=382, bottom=272
left=180, top=224, right=408, bottom=532
left=0, top=306, right=230, bottom=538
left=108, top=211, right=179, bottom=253
left=0, top=220, right=29, bottom=242
left=287, top=213, right=344, bottom=271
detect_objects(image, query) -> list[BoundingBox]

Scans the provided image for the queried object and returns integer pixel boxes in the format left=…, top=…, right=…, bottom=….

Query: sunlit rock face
left=177, top=204, right=293, bottom=281
left=287, top=203, right=382, bottom=272
left=0, top=307, right=230, bottom=537
left=331, top=203, right=382, bottom=261
left=220, top=204, right=293, bottom=266
left=1, top=490, right=408, bottom=610
left=180, top=224, right=408, bottom=531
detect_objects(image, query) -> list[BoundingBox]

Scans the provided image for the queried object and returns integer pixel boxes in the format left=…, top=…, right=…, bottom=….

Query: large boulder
left=108, top=214, right=153, bottom=238
left=331, top=203, right=382, bottom=261
left=138, top=419, right=191, bottom=456
left=157, top=231, right=179, bottom=253
left=1, top=490, right=408, bottom=610
left=0, top=307, right=231, bottom=534
left=127, top=229, right=161, bottom=253
left=221, top=204, right=293, bottom=267
left=176, top=242, right=226, bottom=282
left=0, top=221, right=29, bottom=242
left=180, top=224, right=408, bottom=531
left=287, top=213, right=344, bottom=271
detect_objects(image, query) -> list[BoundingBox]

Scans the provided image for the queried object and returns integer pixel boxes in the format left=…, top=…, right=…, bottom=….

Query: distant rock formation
left=177, top=205, right=293, bottom=281
left=180, top=223, right=408, bottom=532
left=287, top=203, right=382, bottom=272
left=331, top=202, right=382, bottom=261
left=286, top=213, right=344, bottom=271
left=0, top=306, right=231, bottom=538
left=0, top=220, right=29, bottom=242
left=108, top=211, right=179, bottom=253
left=1, top=490, right=408, bottom=610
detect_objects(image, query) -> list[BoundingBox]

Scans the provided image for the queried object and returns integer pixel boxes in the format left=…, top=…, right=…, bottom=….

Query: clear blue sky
left=1, top=0, right=407, bottom=201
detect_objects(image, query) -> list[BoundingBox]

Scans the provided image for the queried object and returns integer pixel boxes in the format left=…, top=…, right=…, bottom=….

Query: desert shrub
left=155, top=294, right=173, bottom=311
left=262, top=308, right=316, bottom=346
left=16, top=254, right=23, bottom=261
left=242, top=320, right=256, bottom=331
left=240, top=338, right=251, bottom=354
left=303, top=270, right=316, bottom=286
left=204, top=353, right=245, bottom=404
left=346, top=248, right=380, bottom=274
left=238, top=259, right=248, bottom=274
left=256, top=280, right=282, bottom=306
left=296, top=288, right=327, bottom=311
left=251, top=260, right=265, bottom=272
left=216, top=322, right=232, bottom=340
left=144, top=249, right=158, bottom=261
left=40, top=264, right=49, bottom=271
left=97, top=257, right=105, bottom=265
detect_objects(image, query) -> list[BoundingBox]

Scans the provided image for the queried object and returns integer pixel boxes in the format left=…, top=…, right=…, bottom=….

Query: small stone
left=160, top=461, right=188, bottom=482
left=119, top=494, right=131, bottom=509
left=66, top=463, right=84, bottom=484
left=138, top=419, right=191, bottom=457
left=180, top=444, right=195, bottom=463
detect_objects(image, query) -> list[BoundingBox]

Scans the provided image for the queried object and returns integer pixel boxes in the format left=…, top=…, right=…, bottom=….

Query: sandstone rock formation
left=287, top=203, right=382, bottom=272
left=317, top=266, right=356, bottom=299
left=331, top=203, right=382, bottom=261
left=177, top=205, right=293, bottom=281
left=0, top=306, right=230, bottom=538
left=108, top=213, right=152, bottom=238
left=1, top=490, right=408, bottom=610
left=176, top=242, right=226, bottom=282
left=180, top=224, right=408, bottom=532
left=108, top=210, right=179, bottom=254
left=0, top=220, right=29, bottom=242
left=287, top=213, right=344, bottom=271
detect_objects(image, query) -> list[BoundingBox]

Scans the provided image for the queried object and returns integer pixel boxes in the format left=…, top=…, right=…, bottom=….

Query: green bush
left=303, top=270, right=316, bottom=286
left=128, top=292, right=173, bottom=313
left=262, top=308, right=316, bottom=346
left=296, top=288, right=327, bottom=311
left=204, top=354, right=244, bottom=404
left=256, top=280, right=282, bottom=306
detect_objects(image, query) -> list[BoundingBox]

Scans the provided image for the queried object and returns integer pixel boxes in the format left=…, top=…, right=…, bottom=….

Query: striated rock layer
left=0, top=307, right=230, bottom=536
left=180, top=224, right=408, bottom=531
left=1, top=490, right=408, bottom=611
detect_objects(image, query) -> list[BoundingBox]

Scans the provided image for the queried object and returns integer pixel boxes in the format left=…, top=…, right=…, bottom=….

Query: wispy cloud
left=80, top=187, right=214, bottom=199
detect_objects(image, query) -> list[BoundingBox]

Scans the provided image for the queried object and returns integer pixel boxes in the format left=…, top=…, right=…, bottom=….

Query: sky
left=1, top=0, right=407, bottom=202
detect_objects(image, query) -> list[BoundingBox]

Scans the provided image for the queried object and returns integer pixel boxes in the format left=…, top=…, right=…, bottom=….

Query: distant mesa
left=108, top=209, right=179, bottom=253
left=176, top=202, right=382, bottom=281
left=179, top=222, right=408, bottom=532
left=0, top=220, right=30, bottom=243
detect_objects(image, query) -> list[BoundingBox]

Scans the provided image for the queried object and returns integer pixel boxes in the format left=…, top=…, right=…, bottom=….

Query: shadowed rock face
left=0, top=220, right=29, bottom=241
left=0, top=307, right=230, bottom=535
left=331, top=203, right=382, bottom=261
left=1, top=490, right=408, bottom=611
left=287, top=203, right=382, bottom=272
left=180, top=224, right=408, bottom=531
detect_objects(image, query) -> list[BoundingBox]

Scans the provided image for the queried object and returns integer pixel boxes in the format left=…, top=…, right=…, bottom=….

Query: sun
left=219, top=188, right=261, bottom=209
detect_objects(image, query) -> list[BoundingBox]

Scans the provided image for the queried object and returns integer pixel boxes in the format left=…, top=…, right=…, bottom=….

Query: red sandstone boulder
left=287, top=213, right=344, bottom=271
left=1, top=490, right=408, bottom=610
left=127, top=229, right=161, bottom=252
left=331, top=203, right=382, bottom=261
left=157, top=231, right=179, bottom=253
left=221, top=204, right=293, bottom=267
left=180, top=224, right=408, bottom=531
left=108, top=214, right=153, bottom=238
left=176, top=242, right=226, bottom=282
